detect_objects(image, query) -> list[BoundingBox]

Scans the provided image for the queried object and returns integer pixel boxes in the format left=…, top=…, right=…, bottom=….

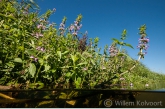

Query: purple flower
left=53, top=8, right=56, bottom=12
left=59, top=23, right=65, bottom=34
left=72, top=32, right=77, bottom=36
left=40, top=47, right=45, bottom=52
left=69, top=20, right=82, bottom=36
left=37, top=24, right=46, bottom=30
left=30, top=56, right=35, bottom=59
left=34, top=58, right=38, bottom=62
left=69, top=25, right=74, bottom=31
left=60, top=23, right=65, bottom=27
left=32, top=33, right=43, bottom=38
left=59, top=27, right=65, bottom=30
left=74, top=21, right=78, bottom=25
left=109, top=45, right=118, bottom=57
left=36, top=46, right=45, bottom=52
left=137, top=36, right=149, bottom=57
left=36, top=46, right=41, bottom=50
left=82, top=67, right=88, bottom=71
left=30, top=56, right=38, bottom=62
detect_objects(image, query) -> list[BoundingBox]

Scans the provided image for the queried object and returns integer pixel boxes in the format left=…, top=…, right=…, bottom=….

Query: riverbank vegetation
left=0, top=0, right=165, bottom=91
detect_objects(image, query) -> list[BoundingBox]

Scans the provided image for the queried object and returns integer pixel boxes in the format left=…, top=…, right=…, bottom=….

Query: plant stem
left=34, top=65, right=42, bottom=84
left=120, top=49, right=143, bottom=76
left=22, top=36, right=25, bottom=68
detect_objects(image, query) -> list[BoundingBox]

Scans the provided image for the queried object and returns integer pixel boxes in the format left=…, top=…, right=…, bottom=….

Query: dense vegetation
left=0, top=0, right=165, bottom=90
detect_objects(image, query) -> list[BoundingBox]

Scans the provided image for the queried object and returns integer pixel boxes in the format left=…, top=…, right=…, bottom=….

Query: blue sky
left=36, top=0, right=165, bottom=74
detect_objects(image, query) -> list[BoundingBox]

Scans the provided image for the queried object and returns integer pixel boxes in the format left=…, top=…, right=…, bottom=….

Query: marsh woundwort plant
left=0, top=0, right=151, bottom=89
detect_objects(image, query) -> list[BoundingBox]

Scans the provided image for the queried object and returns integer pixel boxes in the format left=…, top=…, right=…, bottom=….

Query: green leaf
left=117, top=53, right=125, bottom=57
left=57, top=51, right=61, bottom=60
left=13, top=58, right=22, bottom=63
left=77, top=62, right=87, bottom=66
left=25, top=49, right=36, bottom=55
left=29, top=63, right=36, bottom=77
left=44, top=64, right=50, bottom=72
left=43, top=54, right=51, bottom=60
left=62, top=51, right=69, bottom=55
left=36, top=82, right=44, bottom=89
left=39, top=58, right=44, bottom=65
left=71, top=54, right=79, bottom=64
left=30, top=40, right=35, bottom=48
left=77, top=77, right=81, bottom=83
left=65, top=72, right=72, bottom=78
left=59, top=92, right=67, bottom=99
left=29, top=0, right=40, bottom=8
left=124, top=43, right=134, bottom=49
left=91, top=59, right=95, bottom=65
left=112, top=38, right=120, bottom=43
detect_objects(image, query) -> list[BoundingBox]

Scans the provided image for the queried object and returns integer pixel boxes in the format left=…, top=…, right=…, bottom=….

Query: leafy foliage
left=0, top=0, right=164, bottom=91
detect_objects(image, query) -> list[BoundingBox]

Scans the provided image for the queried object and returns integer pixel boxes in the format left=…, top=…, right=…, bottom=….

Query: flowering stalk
left=59, top=16, right=67, bottom=36
left=69, top=14, right=83, bottom=37
left=120, top=24, right=149, bottom=76
left=109, top=43, right=118, bottom=57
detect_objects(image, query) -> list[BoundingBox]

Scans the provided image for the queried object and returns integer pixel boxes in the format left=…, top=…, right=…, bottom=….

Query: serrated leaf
left=29, top=63, right=36, bottom=77
left=13, top=58, right=22, bottom=63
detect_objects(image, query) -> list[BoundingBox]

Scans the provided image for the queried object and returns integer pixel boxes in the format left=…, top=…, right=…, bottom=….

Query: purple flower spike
left=137, top=36, right=149, bottom=57
left=109, top=45, right=118, bottom=57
